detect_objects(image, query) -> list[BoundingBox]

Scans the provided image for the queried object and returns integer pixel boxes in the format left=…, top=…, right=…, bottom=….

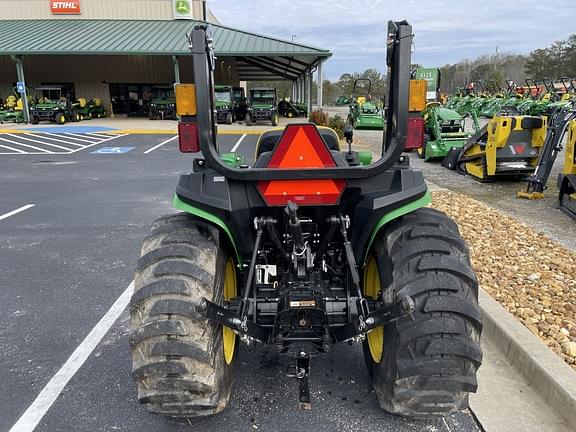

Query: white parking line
left=24, top=133, right=86, bottom=147
left=0, top=144, right=26, bottom=154
left=0, top=204, right=35, bottom=221
left=6, top=134, right=74, bottom=152
left=231, top=134, right=247, bottom=153
left=8, top=282, right=134, bottom=432
left=0, top=136, right=52, bottom=153
left=64, top=132, right=103, bottom=143
left=70, top=133, right=129, bottom=153
left=85, top=132, right=112, bottom=138
left=143, top=135, right=178, bottom=154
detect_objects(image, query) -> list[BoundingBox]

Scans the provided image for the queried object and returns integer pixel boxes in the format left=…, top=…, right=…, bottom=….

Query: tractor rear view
left=347, top=79, right=385, bottom=129
left=129, top=21, right=482, bottom=419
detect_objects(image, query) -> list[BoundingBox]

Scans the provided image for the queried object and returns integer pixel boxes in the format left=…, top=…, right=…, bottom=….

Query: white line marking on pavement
left=0, top=204, right=35, bottom=221
left=0, top=136, right=52, bottom=153
left=8, top=282, right=135, bottom=432
left=63, top=132, right=103, bottom=143
left=70, top=133, right=129, bottom=153
left=7, top=134, right=74, bottom=152
left=24, top=133, right=86, bottom=147
left=84, top=132, right=112, bottom=138
left=231, top=134, right=247, bottom=153
left=143, top=135, right=178, bottom=154
left=0, top=144, right=26, bottom=154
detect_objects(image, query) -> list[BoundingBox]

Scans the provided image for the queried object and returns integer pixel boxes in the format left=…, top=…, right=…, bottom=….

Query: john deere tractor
left=347, top=79, right=385, bottom=129
left=419, top=102, right=475, bottom=161
left=129, top=21, right=482, bottom=419
left=149, top=86, right=177, bottom=120
left=74, top=98, right=106, bottom=120
left=245, top=88, right=279, bottom=126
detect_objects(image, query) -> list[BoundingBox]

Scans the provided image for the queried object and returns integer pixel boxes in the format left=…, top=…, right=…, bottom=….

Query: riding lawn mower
left=129, top=21, right=482, bottom=419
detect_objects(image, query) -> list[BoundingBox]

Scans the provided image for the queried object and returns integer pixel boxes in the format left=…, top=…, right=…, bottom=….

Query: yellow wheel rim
left=223, top=258, right=237, bottom=365
left=364, top=256, right=384, bottom=363
left=417, top=147, right=424, bottom=156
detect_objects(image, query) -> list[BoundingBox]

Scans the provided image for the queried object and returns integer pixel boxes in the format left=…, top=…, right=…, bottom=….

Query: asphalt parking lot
left=0, top=128, right=482, bottom=432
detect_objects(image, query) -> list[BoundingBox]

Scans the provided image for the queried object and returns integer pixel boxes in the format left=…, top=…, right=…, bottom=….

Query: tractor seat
left=254, top=126, right=344, bottom=168
left=255, top=126, right=340, bottom=159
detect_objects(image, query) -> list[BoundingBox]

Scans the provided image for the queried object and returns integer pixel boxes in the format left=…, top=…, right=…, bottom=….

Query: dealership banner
left=173, top=0, right=193, bottom=19
left=50, top=0, right=81, bottom=14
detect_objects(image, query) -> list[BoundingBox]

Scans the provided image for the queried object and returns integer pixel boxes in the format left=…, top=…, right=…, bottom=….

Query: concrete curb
left=479, top=289, right=576, bottom=426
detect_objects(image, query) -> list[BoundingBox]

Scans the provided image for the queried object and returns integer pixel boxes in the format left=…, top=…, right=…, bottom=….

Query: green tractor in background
left=30, top=86, right=80, bottom=125
left=74, top=98, right=106, bottom=120
left=215, top=85, right=235, bottom=124
left=419, top=102, right=476, bottom=161
left=0, top=93, right=25, bottom=124
left=335, top=95, right=351, bottom=106
left=278, top=98, right=307, bottom=118
left=347, top=79, right=385, bottom=129
left=149, top=86, right=177, bottom=120
left=245, top=87, right=279, bottom=126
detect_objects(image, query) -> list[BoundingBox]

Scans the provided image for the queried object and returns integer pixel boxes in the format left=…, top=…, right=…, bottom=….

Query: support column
left=13, top=55, right=29, bottom=124
left=172, top=55, right=181, bottom=84
left=317, top=60, right=324, bottom=109
left=299, top=77, right=305, bottom=104
left=291, top=81, right=296, bottom=101
left=307, top=70, right=313, bottom=115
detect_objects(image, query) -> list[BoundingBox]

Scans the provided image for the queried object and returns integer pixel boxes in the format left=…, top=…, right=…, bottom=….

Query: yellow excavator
left=558, top=119, right=576, bottom=219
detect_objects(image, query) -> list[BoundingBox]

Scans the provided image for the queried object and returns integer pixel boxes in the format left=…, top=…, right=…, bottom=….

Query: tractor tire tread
left=368, top=208, right=482, bottom=418
left=130, top=213, right=232, bottom=417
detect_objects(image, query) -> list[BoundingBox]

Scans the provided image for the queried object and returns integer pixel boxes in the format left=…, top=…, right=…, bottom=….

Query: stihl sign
left=50, top=0, right=81, bottom=14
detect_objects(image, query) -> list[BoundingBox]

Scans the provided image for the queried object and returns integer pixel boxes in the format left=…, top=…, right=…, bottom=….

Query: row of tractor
left=406, top=69, right=576, bottom=221
left=0, top=86, right=106, bottom=125
left=446, top=78, right=576, bottom=119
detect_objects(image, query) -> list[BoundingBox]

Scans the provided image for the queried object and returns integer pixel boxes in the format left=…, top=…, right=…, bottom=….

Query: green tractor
left=74, top=98, right=106, bottom=120
left=418, top=102, right=476, bottom=161
left=245, top=87, right=279, bottom=126
left=335, top=95, right=351, bottom=106
left=347, top=79, right=385, bottom=129
left=0, top=94, right=25, bottom=124
left=129, top=21, right=481, bottom=419
left=149, top=86, right=177, bottom=120
left=278, top=98, right=307, bottom=118
left=29, top=87, right=80, bottom=125
left=215, top=85, right=235, bottom=124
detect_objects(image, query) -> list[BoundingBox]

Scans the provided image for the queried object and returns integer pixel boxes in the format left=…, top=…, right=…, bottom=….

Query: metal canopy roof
left=0, top=19, right=331, bottom=80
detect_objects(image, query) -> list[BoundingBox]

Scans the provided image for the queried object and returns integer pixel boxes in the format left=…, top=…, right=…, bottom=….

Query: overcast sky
left=209, top=0, right=575, bottom=80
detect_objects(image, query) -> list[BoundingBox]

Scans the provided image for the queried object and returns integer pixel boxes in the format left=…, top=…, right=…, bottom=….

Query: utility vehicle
left=245, top=87, right=279, bottom=126
left=129, top=21, right=482, bottom=419
left=214, top=85, right=235, bottom=124
left=149, top=86, right=176, bottom=120
left=29, top=87, right=79, bottom=125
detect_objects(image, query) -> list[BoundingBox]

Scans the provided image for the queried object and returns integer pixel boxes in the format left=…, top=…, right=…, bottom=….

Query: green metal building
left=0, top=0, right=331, bottom=118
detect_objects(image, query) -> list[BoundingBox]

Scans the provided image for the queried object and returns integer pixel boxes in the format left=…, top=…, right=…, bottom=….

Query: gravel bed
left=431, top=191, right=576, bottom=370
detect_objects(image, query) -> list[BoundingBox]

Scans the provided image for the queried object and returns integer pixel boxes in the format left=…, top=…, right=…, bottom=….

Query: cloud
left=209, top=0, right=575, bottom=80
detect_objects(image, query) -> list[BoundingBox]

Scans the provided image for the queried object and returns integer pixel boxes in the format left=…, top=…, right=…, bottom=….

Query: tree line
left=245, top=32, right=575, bottom=102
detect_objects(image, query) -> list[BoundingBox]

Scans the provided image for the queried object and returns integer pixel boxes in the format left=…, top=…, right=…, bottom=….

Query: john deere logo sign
left=173, top=0, right=193, bottom=19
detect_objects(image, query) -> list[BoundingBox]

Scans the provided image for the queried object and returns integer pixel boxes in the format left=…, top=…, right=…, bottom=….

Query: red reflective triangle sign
left=258, top=124, right=345, bottom=206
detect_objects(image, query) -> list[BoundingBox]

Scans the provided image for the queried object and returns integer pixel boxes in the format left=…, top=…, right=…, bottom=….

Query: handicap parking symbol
left=91, top=147, right=135, bottom=154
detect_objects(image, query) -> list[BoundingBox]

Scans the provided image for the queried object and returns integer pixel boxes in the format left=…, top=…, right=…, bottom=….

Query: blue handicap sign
left=16, top=82, right=25, bottom=93
left=91, top=147, right=135, bottom=154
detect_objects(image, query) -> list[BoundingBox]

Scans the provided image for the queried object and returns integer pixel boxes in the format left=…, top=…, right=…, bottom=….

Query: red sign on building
left=50, top=0, right=81, bottom=14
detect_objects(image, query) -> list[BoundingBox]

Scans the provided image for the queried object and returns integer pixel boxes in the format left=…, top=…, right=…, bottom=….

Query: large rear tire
left=130, top=213, right=235, bottom=417
left=363, top=208, right=482, bottom=417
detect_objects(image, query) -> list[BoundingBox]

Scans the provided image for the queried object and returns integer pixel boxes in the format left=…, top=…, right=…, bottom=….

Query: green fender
left=172, top=194, right=242, bottom=265
left=363, top=191, right=432, bottom=264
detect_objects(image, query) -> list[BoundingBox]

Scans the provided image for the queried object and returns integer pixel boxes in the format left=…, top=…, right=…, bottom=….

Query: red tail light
left=178, top=122, right=200, bottom=153
left=257, top=124, right=345, bottom=206
left=405, top=117, right=424, bottom=150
